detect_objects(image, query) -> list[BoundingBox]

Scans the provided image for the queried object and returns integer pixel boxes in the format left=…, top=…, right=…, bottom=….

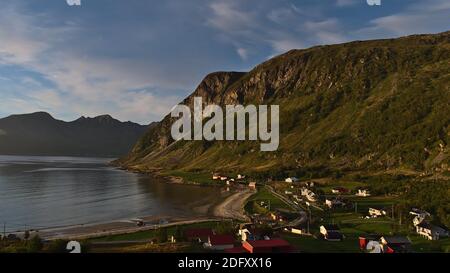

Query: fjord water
left=0, top=155, right=222, bottom=232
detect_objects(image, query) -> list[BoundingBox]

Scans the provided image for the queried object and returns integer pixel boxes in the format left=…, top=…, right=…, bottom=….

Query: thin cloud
left=0, top=0, right=448, bottom=124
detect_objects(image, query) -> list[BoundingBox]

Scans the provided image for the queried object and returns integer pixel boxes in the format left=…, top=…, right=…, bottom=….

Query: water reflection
left=0, top=155, right=223, bottom=232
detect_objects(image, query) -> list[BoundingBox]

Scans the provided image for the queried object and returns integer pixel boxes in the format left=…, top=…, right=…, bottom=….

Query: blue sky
left=0, top=0, right=449, bottom=124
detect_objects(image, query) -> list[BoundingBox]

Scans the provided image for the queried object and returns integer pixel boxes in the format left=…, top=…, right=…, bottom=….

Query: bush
left=27, top=235, right=43, bottom=253
left=47, top=240, right=69, bottom=253
left=157, top=228, right=168, bottom=243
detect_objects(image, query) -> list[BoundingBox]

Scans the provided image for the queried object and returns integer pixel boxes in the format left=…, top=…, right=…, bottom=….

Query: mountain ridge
left=120, top=31, right=449, bottom=176
left=0, top=112, right=151, bottom=157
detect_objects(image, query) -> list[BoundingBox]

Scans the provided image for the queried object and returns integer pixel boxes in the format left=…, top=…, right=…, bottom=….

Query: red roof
left=209, top=235, right=235, bottom=246
left=243, top=239, right=294, bottom=253
left=184, top=228, right=214, bottom=238
left=224, top=246, right=248, bottom=253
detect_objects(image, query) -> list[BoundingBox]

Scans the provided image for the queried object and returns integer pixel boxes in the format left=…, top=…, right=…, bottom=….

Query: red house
left=224, top=246, right=248, bottom=253
left=243, top=239, right=293, bottom=253
left=205, top=235, right=235, bottom=251
left=359, top=235, right=381, bottom=250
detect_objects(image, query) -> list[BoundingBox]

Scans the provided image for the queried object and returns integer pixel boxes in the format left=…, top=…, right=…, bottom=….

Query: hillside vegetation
left=119, top=31, right=450, bottom=176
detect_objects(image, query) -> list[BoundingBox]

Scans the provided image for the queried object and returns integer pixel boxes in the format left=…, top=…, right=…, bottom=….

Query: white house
left=410, top=208, right=430, bottom=226
left=319, top=225, right=343, bottom=241
left=416, top=223, right=449, bottom=241
left=237, top=174, right=246, bottom=180
left=356, top=189, right=371, bottom=197
left=285, top=177, right=299, bottom=183
left=238, top=225, right=270, bottom=242
left=287, top=226, right=305, bottom=235
left=325, top=199, right=345, bottom=209
left=301, top=188, right=317, bottom=202
left=369, top=208, right=387, bottom=217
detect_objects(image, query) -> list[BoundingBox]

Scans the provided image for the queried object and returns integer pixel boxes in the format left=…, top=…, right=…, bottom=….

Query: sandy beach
left=213, top=189, right=255, bottom=222
left=36, top=217, right=219, bottom=240
left=17, top=188, right=254, bottom=240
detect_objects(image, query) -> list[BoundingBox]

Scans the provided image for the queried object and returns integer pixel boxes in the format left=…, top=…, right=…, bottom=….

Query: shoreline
left=35, top=217, right=221, bottom=241
left=7, top=160, right=254, bottom=240
left=213, top=189, right=255, bottom=222
left=13, top=188, right=253, bottom=241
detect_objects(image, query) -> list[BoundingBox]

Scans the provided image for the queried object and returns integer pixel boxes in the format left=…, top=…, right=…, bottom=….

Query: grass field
left=244, top=187, right=290, bottom=214
left=319, top=180, right=367, bottom=194
left=162, top=170, right=217, bottom=185
left=410, top=236, right=450, bottom=253
left=281, top=233, right=360, bottom=253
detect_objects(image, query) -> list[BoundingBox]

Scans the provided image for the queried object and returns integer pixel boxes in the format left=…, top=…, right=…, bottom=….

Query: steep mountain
left=0, top=112, right=151, bottom=157
left=118, top=31, right=450, bottom=176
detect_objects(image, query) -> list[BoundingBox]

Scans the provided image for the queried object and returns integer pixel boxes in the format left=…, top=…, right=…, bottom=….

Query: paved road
left=265, top=186, right=308, bottom=227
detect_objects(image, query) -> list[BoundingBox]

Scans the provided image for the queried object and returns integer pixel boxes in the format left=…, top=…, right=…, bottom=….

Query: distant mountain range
left=0, top=112, right=151, bottom=157
left=118, top=31, right=450, bottom=175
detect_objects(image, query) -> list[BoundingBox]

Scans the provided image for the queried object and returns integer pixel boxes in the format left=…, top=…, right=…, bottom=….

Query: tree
left=23, top=231, right=30, bottom=241
left=173, top=226, right=183, bottom=242
left=216, top=221, right=234, bottom=235
left=157, top=228, right=168, bottom=243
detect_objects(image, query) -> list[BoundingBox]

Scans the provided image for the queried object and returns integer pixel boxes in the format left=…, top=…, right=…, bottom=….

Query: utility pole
left=355, top=202, right=358, bottom=214
left=308, top=207, right=311, bottom=235
left=3, top=222, right=5, bottom=239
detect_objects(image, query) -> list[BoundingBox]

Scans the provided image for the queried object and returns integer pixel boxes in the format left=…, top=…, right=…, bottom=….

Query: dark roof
left=245, top=239, right=291, bottom=248
left=184, top=228, right=214, bottom=238
left=326, top=231, right=343, bottom=240
left=359, top=234, right=382, bottom=241
left=209, top=235, right=235, bottom=245
left=382, top=236, right=411, bottom=245
left=322, top=224, right=340, bottom=231
left=247, top=227, right=269, bottom=236
left=385, top=244, right=409, bottom=253
left=417, top=222, right=432, bottom=229
left=418, top=223, right=449, bottom=233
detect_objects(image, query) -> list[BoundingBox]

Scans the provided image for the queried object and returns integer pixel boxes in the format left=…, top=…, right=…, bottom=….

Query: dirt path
left=213, top=189, right=254, bottom=221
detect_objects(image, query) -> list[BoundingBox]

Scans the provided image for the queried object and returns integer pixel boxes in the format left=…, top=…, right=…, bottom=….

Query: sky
left=0, top=0, right=449, bottom=124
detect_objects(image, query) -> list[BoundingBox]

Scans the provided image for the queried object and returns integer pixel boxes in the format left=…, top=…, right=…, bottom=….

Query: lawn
left=410, top=236, right=450, bottom=253
left=319, top=180, right=367, bottom=194
left=89, top=242, right=201, bottom=253
left=244, top=187, right=290, bottom=214
left=281, top=233, right=360, bottom=253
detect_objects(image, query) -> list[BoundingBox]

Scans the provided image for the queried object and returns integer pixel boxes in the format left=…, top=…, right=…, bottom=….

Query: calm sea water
left=0, top=155, right=222, bottom=232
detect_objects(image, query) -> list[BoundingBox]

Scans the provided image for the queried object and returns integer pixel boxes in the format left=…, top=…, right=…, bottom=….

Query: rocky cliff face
left=120, top=31, right=450, bottom=175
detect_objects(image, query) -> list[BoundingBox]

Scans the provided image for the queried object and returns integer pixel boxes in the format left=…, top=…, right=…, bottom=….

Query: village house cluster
left=183, top=224, right=295, bottom=253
